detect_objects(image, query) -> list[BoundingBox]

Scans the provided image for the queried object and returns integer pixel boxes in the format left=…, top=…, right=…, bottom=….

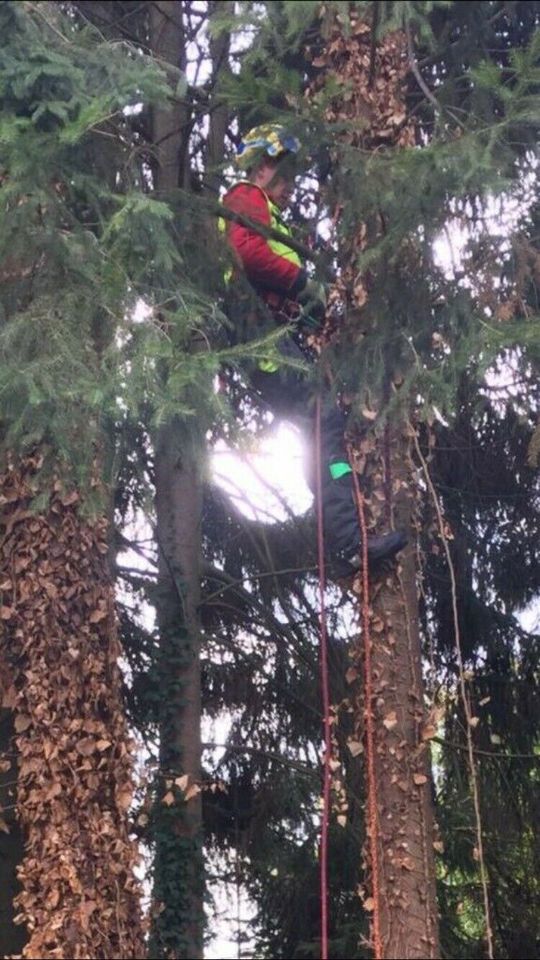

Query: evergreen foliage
left=0, top=0, right=227, bottom=484
left=1, top=1, right=538, bottom=957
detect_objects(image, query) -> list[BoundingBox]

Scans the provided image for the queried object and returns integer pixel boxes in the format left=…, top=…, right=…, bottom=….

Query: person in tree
left=221, top=124, right=406, bottom=573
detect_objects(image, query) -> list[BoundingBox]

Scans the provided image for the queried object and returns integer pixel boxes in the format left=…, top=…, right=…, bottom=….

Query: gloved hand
left=296, top=278, right=327, bottom=329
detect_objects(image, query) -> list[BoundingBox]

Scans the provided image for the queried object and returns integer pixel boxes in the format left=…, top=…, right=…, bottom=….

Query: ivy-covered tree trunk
left=311, top=9, right=442, bottom=955
left=149, top=4, right=204, bottom=957
left=152, top=426, right=204, bottom=960
left=350, top=428, right=440, bottom=958
left=0, top=454, right=144, bottom=960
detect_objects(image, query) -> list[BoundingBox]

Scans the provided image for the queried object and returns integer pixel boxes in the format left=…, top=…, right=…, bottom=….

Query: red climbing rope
left=315, top=402, right=383, bottom=960
left=315, top=398, right=331, bottom=960
left=348, top=449, right=384, bottom=960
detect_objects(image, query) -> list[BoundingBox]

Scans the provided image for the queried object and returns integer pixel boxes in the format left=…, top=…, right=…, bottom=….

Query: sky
left=212, top=421, right=313, bottom=522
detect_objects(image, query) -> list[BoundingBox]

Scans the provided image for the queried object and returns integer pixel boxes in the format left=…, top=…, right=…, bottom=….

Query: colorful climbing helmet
left=236, top=123, right=301, bottom=170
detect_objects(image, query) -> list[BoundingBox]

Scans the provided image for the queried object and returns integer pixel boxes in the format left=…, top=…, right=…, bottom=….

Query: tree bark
left=152, top=424, right=204, bottom=960
left=148, top=4, right=204, bottom=957
left=351, top=429, right=440, bottom=959
left=206, top=1, right=233, bottom=194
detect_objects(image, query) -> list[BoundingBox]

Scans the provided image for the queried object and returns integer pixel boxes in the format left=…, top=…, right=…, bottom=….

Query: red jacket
left=222, top=182, right=306, bottom=306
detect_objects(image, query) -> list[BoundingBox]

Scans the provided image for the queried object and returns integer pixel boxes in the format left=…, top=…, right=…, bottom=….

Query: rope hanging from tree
left=315, top=397, right=332, bottom=960
left=314, top=398, right=384, bottom=960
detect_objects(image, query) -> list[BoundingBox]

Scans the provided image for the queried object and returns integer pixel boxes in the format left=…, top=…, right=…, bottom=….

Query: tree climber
left=221, top=124, right=407, bottom=573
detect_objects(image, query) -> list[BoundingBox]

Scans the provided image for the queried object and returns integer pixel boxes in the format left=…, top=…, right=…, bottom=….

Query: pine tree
left=12, top=2, right=534, bottom=957
left=0, top=3, right=182, bottom=955
left=147, top=4, right=206, bottom=956
left=301, top=11, right=442, bottom=956
left=171, top=2, right=537, bottom=956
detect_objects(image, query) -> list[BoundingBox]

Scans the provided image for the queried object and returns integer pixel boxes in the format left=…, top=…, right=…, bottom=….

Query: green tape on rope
left=329, top=461, right=352, bottom=480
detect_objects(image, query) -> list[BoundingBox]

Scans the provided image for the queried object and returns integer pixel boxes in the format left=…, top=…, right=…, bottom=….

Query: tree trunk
left=148, top=4, right=204, bottom=957
left=206, top=1, right=233, bottom=193
left=305, top=10, right=442, bottom=954
left=0, top=453, right=144, bottom=960
left=0, top=712, right=26, bottom=958
left=351, top=429, right=440, bottom=958
left=152, top=425, right=204, bottom=960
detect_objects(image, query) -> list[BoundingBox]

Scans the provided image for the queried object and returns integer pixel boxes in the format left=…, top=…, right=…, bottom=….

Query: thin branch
left=434, top=737, right=540, bottom=762
left=208, top=200, right=322, bottom=269
left=413, top=426, right=495, bottom=960
left=203, top=742, right=318, bottom=779
left=405, top=20, right=442, bottom=117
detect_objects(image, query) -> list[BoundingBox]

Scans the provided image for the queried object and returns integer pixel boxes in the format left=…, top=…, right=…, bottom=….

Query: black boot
left=327, top=530, right=408, bottom=579
left=348, top=530, right=408, bottom=568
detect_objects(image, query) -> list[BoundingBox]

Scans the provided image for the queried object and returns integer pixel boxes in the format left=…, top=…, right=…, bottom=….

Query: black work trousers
left=251, top=335, right=361, bottom=558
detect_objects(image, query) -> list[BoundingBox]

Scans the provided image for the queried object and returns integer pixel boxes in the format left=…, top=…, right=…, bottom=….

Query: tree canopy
left=0, top=2, right=538, bottom=958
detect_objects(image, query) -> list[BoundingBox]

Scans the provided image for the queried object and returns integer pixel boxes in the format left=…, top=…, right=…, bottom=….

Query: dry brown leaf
left=162, top=791, right=175, bottom=807
left=61, top=490, right=80, bottom=507
left=413, top=773, right=428, bottom=786
left=347, top=739, right=364, bottom=757
left=116, top=788, right=133, bottom=810
left=80, top=900, right=97, bottom=931
left=361, top=407, right=377, bottom=421
left=45, top=782, right=62, bottom=800
left=46, top=888, right=60, bottom=909
left=383, top=710, right=398, bottom=731
left=77, top=737, right=96, bottom=757
left=421, top=723, right=437, bottom=741
left=2, top=685, right=18, bottom=709
left=89, top=607, right=108, bottom=624
left=14, top=714, right=32, bottom=733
